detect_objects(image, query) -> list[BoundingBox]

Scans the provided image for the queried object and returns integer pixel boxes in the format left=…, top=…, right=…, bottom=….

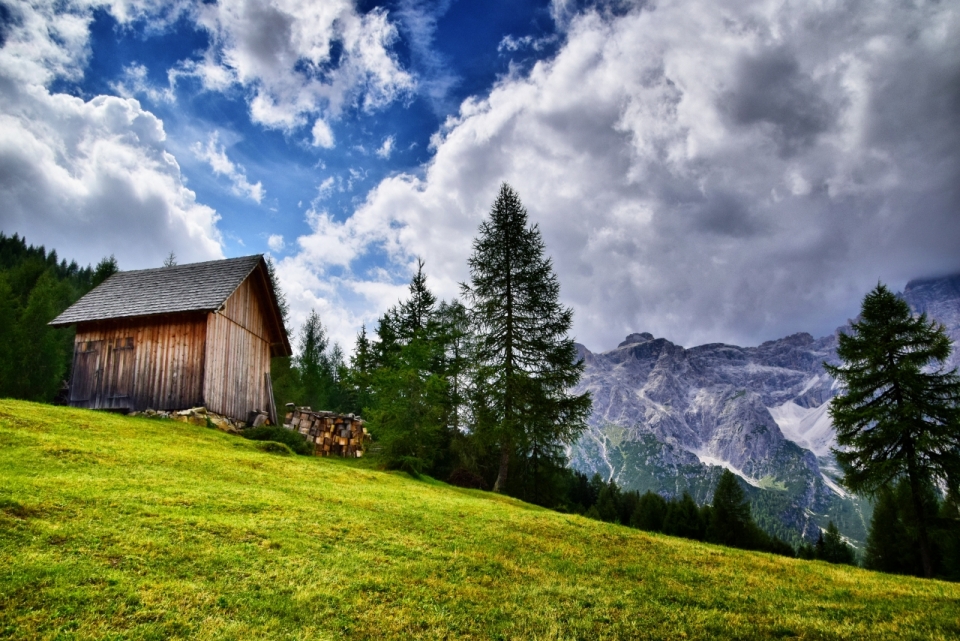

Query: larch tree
left=461, top=183, right=591, bottom=493
left=825, top=283, right=960, bottom=578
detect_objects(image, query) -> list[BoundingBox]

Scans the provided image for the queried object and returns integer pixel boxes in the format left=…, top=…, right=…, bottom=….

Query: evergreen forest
left=0, top=232, right=117, bottom=403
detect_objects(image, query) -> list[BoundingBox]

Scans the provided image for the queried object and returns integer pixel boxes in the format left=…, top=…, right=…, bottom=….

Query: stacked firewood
left=283, top=405, right=370, bottom=457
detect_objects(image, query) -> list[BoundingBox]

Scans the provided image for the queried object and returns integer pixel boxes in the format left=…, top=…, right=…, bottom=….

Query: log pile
left=283, top=405, right=370, bottom=457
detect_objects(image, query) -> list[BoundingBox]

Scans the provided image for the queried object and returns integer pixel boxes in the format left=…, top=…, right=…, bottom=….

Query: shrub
left=255, top=441, right=294, bottom=456
left=448, top=468, right=487, bottom=490
left=243, top=426, right=313, bottom=456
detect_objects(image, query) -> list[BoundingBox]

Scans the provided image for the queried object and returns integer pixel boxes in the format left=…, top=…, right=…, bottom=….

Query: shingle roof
left=50, top=255, right=264, bottom=326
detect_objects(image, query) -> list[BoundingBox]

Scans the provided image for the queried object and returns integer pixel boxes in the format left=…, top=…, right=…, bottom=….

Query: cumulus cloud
left=267, top=234, right=285, bottom=252
left=284, top=0, right=960, bottom=351
left=111, top=63, right=175, bottom=104
left=311, top=118, right=335, bottom=148
left=0, top=86, right=223, bottom=269
left=376, top=135, right=395, bottom=159
left=0, top=0, right=223, bottom=270
left=184, top=0, right=415, bottom=132
left=274, top=246, right=408, bottom=349
left=192, top=132, right=265, bottom=203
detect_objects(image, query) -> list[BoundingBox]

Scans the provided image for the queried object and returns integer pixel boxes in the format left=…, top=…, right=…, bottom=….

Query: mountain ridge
left=568, top=273, right=960, bottom=546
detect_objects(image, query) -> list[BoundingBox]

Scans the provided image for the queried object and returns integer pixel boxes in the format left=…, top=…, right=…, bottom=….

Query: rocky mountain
left=568, top=273, right=960, bottom=547
left=902, top=273, right=960, bottom=368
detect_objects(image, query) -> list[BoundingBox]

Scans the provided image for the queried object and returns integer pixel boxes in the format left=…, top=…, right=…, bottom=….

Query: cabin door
left=68, top=337, right=136, bottom=409
left=101, top=337, right=136, bottom=409
left=69, top=340, right=103, bottom=408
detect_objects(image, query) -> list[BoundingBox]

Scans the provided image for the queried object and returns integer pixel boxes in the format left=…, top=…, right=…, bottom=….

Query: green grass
left=1, top=400, right=958, bottom=640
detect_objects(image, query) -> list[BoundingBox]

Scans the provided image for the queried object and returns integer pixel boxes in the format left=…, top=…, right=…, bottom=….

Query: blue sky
left=66, top=0, right=556, bottom=259
left=2, top=0, right=959, bottom=351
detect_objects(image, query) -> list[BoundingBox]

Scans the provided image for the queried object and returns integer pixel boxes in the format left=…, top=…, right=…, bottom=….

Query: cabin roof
left=50, top=256, right=291, bottom=356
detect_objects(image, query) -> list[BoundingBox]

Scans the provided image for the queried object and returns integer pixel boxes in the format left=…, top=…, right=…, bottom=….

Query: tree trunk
left=907, top=455, right=934, bottom=578
left=492, top=444, right=510, bottom=493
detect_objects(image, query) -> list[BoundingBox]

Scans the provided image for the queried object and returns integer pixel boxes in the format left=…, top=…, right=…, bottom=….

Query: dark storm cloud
left=721, top=48, right=837, bottom=156
left=692, top=192, right=763, bottom=238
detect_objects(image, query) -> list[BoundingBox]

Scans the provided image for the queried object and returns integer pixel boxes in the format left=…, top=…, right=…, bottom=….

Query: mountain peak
left=618, top=332, right=655, bottom=348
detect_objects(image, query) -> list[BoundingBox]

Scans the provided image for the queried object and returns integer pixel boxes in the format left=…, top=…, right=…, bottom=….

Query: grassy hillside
left=1, top=401, right=958, bottom=640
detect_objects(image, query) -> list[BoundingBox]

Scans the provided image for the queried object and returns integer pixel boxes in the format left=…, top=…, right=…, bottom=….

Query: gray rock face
left=569, top=272, right=960, bottom=546
left=902, top=274, right=960, bottom=369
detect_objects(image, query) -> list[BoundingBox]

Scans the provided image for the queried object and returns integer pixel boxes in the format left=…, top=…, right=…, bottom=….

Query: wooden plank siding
left=203, top=277, right=273, bottom=420
left=70, top=314, right=207, bottom=411
left=63, top=260, right=288, bottom=422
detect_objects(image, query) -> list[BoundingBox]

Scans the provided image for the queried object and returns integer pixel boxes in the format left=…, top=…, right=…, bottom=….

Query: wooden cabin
left=50, top=255, right=292, bottom=422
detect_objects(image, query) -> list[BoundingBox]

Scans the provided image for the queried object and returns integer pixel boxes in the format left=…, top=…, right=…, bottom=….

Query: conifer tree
left=92, top=255, right=118, bottom=287
left=265, top=256, right=296, bottom=410
left=663, top=492, right=704, bottom=540
left=707, top=469, right=753, bottom=548
left=864, top=485, right=912, bottom=574
left=864, top=479, right=940, bottom=576
left=398, top=258, right=437, bottom=341
left=631, top=491, right=668, bottom=532
left=12, top=271, right=73, bottom=401
left=819, top=521, right=856, bottom=565
left=938, top=491, right=960, bottom=581
left=367, top=263, right=448, bottom=475
left=0, top=275, right=19, bottom=396
left=437, top=299, right=472, bottom=435
left=342, top=326, right=374, bottom=414
left=462, top=183, right=591, bottom=493
left=264, top=256, right=290, bottom=331
left=825, top=283, right=960, bottom=577
left=595, top=481, right=622, bottom=523
left=296, top=310, right=339, bottom=411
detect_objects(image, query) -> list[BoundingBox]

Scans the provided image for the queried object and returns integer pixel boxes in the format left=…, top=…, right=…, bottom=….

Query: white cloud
left=498, top=33, right=557, bottom=54
left=274, top=249, right=408, bottom=350
left=185, top=0, right=415, bottom=132
left=376, top=135, right=395, bottom=159
left=0, top=87, right=223, bottom=269
left=315, top=176, right=337, bottom=200
left=267, top=234, right=285, bottom=252
left=111, top=63, right=175, bottom=103
left=283, top=0, right=960, bottom=352
left=311, top=118, right=335, bottom=148
left=192, top=132, right=265, bottom=203
left=393, top=0, right=458, bottom=113
left=0, top=1, right=223, bottom=269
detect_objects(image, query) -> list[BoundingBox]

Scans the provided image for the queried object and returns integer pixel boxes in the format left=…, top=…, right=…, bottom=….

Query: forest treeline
left=0, top=232, right=117, bottom=401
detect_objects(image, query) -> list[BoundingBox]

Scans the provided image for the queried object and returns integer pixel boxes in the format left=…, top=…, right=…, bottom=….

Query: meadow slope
left=1, top=400, right=958, bottom=640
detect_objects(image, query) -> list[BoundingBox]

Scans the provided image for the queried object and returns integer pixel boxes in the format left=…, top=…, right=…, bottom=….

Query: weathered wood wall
left=203, top=276, right=272, bottom=421
left=70, top=314, right=207, bottom=411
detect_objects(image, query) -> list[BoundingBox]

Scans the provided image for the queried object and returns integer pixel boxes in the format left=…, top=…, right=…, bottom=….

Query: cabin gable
left=203, top=274, right=274, bottom=420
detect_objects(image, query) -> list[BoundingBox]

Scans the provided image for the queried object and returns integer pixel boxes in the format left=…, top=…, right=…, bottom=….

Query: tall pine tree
left=825, top=283, right=960, bottom=577
left=462, top=184, right=591, bottom=493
